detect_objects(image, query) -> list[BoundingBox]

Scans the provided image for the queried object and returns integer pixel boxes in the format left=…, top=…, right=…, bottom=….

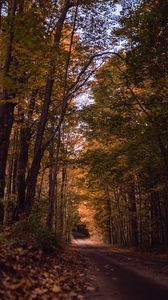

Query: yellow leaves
left=33, top=288, right=45, bottom=295
left=8, top=279, right=26, bottom=290
left=52, top=285, right=61, bottom=293
left=77, top=295, right=85, bottom=300
left=86, top=286, right=96, bottom=292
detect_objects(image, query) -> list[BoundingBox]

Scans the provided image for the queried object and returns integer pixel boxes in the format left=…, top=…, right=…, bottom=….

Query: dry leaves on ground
left=0, top=241, right=93, bottom=300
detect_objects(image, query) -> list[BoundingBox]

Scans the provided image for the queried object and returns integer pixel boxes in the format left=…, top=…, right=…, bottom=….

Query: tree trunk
left=11, top=129, right=19, bottom=195
left=157, top=134, right=168, bottom=182
left=47, top=130, right=61, bottom=230
left=24, top=149, right=43, bottom=215
left=14, top=127, right=31, bottom=217
left=14, top=92, right=36, bottom=219
left=0, top=0, right=3, bottom=30
left=127, top=177, right=138, bottom=247
left=105, top=186, right=112, bottom=244
left=0, top=0, right=17, bottom=221
left=59, top=161, right=67, bottom=238
left=24, top=1, right=71, bottom=215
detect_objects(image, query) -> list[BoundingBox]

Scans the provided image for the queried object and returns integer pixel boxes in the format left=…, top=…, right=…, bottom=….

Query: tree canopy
left=0, top=0, right=168, bottom=250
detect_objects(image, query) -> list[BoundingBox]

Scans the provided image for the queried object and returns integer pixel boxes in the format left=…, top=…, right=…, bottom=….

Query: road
left=73, top=239, right=168, bottom=300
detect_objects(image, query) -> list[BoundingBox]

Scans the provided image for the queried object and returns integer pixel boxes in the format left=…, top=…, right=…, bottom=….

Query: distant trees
left=81, top=0, right=168, bottom=248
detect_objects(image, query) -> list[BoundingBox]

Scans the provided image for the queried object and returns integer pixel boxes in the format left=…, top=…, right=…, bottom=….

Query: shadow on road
left=73, top=239, right=168, bottom=300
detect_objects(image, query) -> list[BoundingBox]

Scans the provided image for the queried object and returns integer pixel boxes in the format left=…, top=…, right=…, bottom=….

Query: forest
left=0, top=0, right=168, bottom=299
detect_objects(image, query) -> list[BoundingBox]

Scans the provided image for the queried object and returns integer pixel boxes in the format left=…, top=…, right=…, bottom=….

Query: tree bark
left=47, top=129, right=61, bottom=230
left=105, top=186, right=112, bottom=244
left=0, top=0, right=17, bottom=222
left=127, top=177, right=138, bottom=247
left=24, top=1, right=71, bottom=215
left=14, top=92, right=36, bottom=219
left=59, top=161, right=67, bottom=237
left=0, top=0, right=3, bottom=30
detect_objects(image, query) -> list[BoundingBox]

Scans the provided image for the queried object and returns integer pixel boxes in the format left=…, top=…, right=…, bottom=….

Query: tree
left=80, top=34, right=168, bottom=247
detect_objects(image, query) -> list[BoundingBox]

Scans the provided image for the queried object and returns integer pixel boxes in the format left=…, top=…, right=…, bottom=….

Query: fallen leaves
left=0, top=240, right=92, bottom=300
left=52, top=285, right=61, bottom=293
left=86, top=286, right=96, bottom=292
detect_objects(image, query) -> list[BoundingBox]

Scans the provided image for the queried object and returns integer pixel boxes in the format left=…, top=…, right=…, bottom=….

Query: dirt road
left=74, top=239, right=168, bottom=300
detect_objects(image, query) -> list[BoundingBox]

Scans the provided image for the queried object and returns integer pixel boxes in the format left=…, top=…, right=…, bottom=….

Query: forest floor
left=1, top=234, right=168, bottom=300
left=0, top=233, right=94, bottom=300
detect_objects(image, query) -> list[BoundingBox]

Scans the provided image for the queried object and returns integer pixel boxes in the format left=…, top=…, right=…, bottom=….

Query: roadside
left=0, top=238, right=91, bottom=300
left=1, top=235, right=168, bottom=300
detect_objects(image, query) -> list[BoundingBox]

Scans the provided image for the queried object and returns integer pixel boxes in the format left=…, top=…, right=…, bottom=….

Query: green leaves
left=77, top=0, right=168, bottom=247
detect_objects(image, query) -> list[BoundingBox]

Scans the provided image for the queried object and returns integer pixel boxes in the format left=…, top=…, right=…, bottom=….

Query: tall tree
left=0, top=0, right=17, bottom=220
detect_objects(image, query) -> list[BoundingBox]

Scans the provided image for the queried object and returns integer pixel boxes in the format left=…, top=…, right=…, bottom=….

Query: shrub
left=14, top=214, right=58, bottom=252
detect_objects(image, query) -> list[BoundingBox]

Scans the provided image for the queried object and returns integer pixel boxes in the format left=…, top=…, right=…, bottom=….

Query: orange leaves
left=0, top=241, right=91, bottom=300
left=52, top=285, right=62, bottom=293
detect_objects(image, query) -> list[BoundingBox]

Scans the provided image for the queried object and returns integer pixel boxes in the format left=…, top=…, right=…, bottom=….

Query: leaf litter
left=0, top=240, right=93, bottom=300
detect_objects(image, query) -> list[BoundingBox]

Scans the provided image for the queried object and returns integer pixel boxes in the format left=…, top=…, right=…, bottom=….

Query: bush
left=14, top=214, right=58, bottom=252
left=36, top=228, right=58, bottom=251
left=0, top=234, right=7, bottom=243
